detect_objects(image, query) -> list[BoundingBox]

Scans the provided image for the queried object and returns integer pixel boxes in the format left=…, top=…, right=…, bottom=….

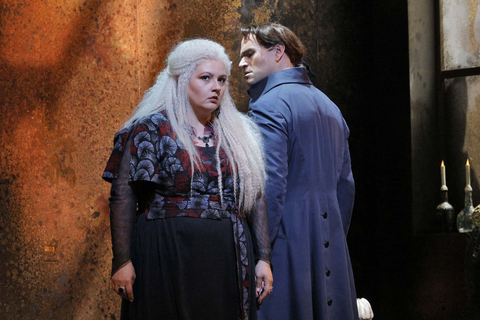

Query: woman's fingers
left=255, top=260, right=273, bottom=304
left=125, top=282, right=134, bottom=302
left=111, top=262, right=136, bottom=302
left=258, top=276, right=272, bottom=303
left=255, top=277, right=263, bottom=298
left=111, top=280, right=134, bottom=302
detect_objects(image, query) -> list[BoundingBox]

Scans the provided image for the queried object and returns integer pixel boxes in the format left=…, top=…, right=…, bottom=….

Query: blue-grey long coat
left=248, top=67, right=358, bottom=320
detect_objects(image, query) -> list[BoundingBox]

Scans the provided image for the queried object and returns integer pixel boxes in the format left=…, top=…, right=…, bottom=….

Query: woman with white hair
left=102, top=39, right=273, bottom=320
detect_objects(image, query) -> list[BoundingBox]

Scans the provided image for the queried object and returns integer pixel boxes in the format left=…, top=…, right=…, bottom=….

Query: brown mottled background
left=1, top=0, right=479, bottom=319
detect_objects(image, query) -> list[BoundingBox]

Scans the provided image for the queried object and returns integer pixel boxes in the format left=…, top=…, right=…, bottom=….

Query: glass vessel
left=457, top=184, right=474, bottom=233
left=436, top=185, right=455, bottom=233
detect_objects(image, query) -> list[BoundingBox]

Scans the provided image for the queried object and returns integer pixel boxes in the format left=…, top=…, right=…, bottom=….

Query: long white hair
left=124, top=39, right=265, bottom=212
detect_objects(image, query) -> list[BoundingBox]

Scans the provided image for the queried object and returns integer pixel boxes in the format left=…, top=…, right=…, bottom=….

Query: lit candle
left=441, top=161, right=446, bottom=186
left=466, top=159, right=471, bottom=186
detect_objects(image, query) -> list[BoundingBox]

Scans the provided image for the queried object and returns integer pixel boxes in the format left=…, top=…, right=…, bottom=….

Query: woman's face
left=188, top=59, right=228, bottom=120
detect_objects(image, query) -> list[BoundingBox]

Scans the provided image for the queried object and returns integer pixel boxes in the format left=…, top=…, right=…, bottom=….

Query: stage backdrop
left=0, top=0, right=379, bottom=318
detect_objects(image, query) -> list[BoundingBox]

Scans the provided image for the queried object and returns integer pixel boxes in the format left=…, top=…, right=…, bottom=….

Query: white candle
left=466, top=159, right=471, bottom=186
left=441, top=161, right=446, bottom=186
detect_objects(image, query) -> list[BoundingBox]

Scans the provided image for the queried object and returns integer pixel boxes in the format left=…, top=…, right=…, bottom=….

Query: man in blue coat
left=239, top=23, right=358, bottom=320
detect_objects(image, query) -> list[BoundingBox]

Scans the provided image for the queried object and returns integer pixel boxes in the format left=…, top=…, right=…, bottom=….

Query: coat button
left=327, top=299, right=333, bottom=306
left=324, top=241, right=330, bottom=248
left=326, top=270, right=331, bottom=277
left=323, top=212, right=328, bottom=219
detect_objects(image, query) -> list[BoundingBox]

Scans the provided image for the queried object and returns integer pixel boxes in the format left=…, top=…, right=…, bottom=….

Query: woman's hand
left=255, top=260, right=273, bottom=304
left=111, top=261, right=136, bottom=302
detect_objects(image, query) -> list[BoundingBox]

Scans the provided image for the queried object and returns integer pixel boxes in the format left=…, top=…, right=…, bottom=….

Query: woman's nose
left=212, top=81, right=221, bottom=92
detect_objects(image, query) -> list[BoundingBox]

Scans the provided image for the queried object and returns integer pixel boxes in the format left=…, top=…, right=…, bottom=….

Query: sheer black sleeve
left=108, top=136, right=137, bottom=277
left=248, top=194, right=272, bottom=264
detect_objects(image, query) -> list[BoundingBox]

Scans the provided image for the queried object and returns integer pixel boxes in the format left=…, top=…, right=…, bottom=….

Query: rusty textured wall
left=0, top=0, right=375, bottom=319
left=0, top=1, right=144, bottom=318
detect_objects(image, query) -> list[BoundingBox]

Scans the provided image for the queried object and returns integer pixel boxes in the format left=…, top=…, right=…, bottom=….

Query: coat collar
left=247, top=67, right=312, bottom=102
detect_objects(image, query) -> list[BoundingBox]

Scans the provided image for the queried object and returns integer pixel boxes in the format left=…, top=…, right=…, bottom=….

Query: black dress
left=102, top=112, right=271, bottom=320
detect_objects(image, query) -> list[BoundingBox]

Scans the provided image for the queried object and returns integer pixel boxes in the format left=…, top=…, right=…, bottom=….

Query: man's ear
left=274, top=44, right=286, bottom=62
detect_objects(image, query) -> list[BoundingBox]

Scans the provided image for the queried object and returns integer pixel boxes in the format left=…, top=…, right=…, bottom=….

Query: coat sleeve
left=337, top=121, right=355, bottom=236
left=249, top=102, right=289, bottom=244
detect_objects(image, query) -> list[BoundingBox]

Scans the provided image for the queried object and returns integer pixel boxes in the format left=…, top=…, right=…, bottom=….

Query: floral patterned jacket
left=103, top=111, right=239, bottom=220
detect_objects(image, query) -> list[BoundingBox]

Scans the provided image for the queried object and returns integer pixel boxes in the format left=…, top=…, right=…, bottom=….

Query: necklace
left=197, top=134, right=213, bottom=147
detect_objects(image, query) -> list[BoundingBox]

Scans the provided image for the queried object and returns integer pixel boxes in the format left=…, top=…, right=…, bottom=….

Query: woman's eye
left=201, top=76, right=210, bottom=81
left=219, top=78, right=226, bottom=83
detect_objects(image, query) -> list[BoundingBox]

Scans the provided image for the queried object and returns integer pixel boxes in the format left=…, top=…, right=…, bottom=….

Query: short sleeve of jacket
left=102, top=112, right=181, bottom=186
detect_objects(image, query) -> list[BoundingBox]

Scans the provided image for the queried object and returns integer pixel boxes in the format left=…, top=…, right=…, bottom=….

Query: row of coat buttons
left=324, top=211, right=332, bottom=306
left=323, top=212, right=329, bottom=249
left=324, top=211, right=330, bottom=276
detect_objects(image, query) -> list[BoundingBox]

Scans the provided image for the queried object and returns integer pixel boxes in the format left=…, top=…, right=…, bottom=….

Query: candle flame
left=441, top=161, right=444, bottom=167
left=467, top=159, right=470, bottom=165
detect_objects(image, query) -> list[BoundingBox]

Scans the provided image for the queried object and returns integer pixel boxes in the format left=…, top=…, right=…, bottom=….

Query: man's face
left=239, top=36, right=277, bottom=86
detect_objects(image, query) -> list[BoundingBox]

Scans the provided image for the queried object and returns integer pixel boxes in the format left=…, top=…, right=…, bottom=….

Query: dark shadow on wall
left=444, top=77, right=479, bottom=222
left=0, top=0, right=120, bottom=318
left=0, top=0, right=103, bottom=128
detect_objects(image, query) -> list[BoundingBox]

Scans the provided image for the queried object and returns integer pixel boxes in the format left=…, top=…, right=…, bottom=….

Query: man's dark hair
left=241, top=23, right=306, bottom=66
